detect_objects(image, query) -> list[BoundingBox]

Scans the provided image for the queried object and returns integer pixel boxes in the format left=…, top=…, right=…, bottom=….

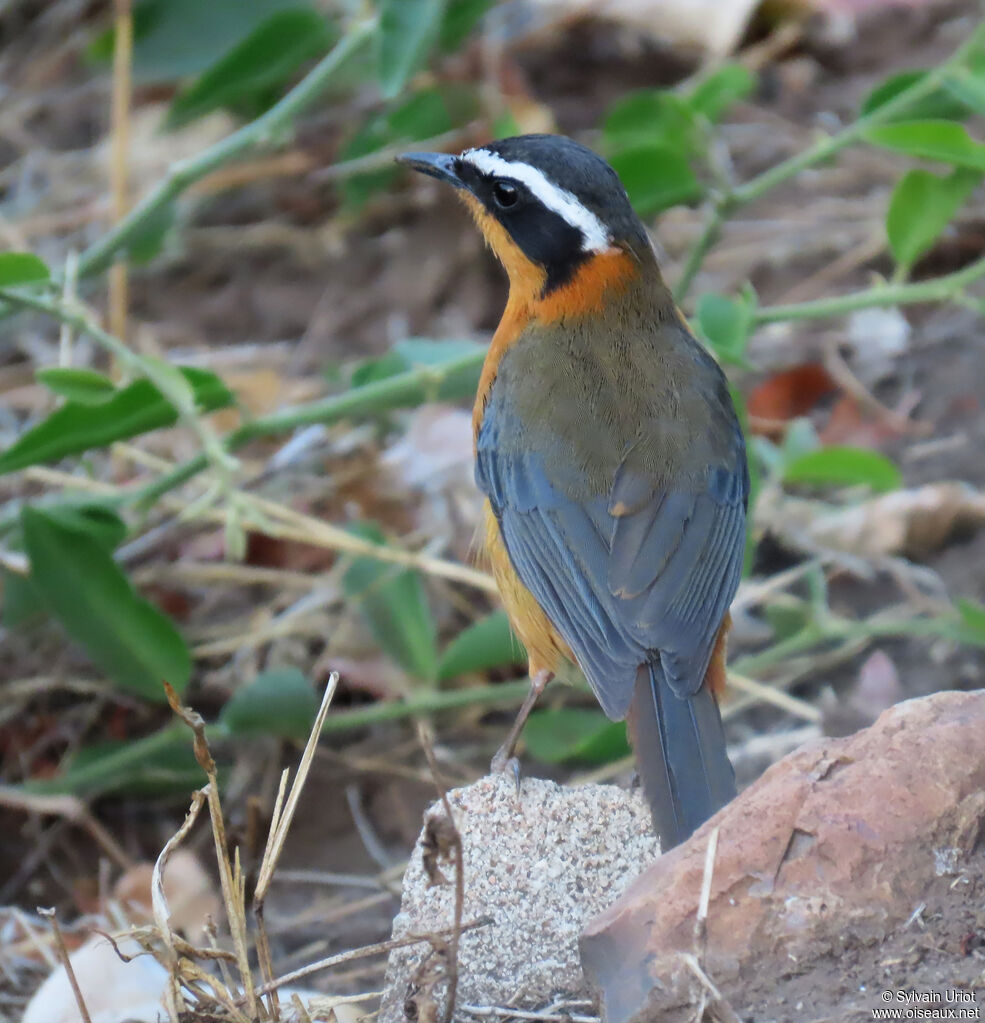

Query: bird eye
left=492, top=180, right=519, bottom=209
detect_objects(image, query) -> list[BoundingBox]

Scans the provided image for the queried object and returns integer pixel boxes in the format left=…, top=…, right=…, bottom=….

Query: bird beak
left=397, top=151, right=464, bottom=189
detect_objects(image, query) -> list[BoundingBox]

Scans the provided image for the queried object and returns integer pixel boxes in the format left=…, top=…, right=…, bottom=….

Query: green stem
left=673, top=200, right=728, bottom=301
left=0, top=287, right=237, bottom=485
left=75, top=18, right=376, bottom=279
left=674, top=19, right=985, bottom=301
left=24, top=680, right=535, bottom=797
left=754, top=252, right=985, bottom=324
left=129, top=347, right=484, bottom=511
left=316, top=678, right=535, bottom=732
left=730, top=623, right=826, bottom=677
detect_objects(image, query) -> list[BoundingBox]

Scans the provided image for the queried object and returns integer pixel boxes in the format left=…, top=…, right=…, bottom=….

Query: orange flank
left=705, top=612, right=732, bottom=699
left=480, top=500, right=571, bottom=678
left=463, top=192, right=639, bottom=438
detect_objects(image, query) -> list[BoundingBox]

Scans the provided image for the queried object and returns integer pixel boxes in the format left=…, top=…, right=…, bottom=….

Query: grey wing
left=476, top=387, right=748, bottom=719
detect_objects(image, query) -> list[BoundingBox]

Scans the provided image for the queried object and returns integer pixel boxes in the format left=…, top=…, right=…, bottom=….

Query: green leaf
left=941, top=58, right=985, bottom=116
left=2, top=568, right=46, bottom=629
left=88, top=0, right=307, bottom=84
left=21, top=507, right=191, bottom=699
left=220, top=668, right=319, bottom=739
left=343, top=522, right=438, bottom=682
left=350, top=350, right=409, bottom=387
left=957, top=597, right=985, bottom=639
left=350, top=338, right=485, bottom=388
left=894, top=605, right=985, bottom=649
left=395, top=337, right=485, bottom=367
left=166, top=8, right=334, bottom=128
left=610, top=144, right=703, bottom=217
left=0, top=367, right=233, bottom=475
left=37, top=503, right=128, bottom=551
left=603, top=90, right=698, bottom=156
left=861, top=70, right=971, bottom=122
left=37, top=368, right=117, bottom=405
left=25, top=725, right=205, bottom=797
left=0, top=252, right=50, bottom=287
left=437, top=610, right=525, bottom=681
left=524, top=708, right=630, bottom=765
left=696, top=291, right=756, bottom=364
left=886, top=167, right=981, bottom=271
left=688, top=63, right=754, bottom=122
left=376, top=0, right=447, bottom=99
left=439, top=0, right=493, bottom=52
left=783, top=447, right=902, bottom=492
left=864, top=120, right=985, bottom=169
left=764, top=602, right=811, bottom=643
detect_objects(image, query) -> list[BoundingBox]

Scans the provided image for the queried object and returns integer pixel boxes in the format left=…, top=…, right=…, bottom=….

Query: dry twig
left=36, top=907, right=93, bottom=1023
left=165, top=682, right=259, bottom=1019
left=253, top=672, right=339, bottom=1018
left=151, top=787, right=208, bottom=1022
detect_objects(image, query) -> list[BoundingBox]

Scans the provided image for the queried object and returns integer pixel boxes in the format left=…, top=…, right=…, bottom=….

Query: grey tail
left=630, top=661, right=736, bottom=850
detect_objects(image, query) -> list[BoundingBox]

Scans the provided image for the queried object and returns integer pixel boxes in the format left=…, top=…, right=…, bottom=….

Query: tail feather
left=630, top=661, right=735, bottom=850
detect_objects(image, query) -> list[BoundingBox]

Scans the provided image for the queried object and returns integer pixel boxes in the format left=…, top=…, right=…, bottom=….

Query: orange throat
left=464, top=192, right=639, bottom=437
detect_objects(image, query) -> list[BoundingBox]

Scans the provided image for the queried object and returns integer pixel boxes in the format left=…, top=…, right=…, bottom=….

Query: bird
left=398, top=134, right=747, bottom=850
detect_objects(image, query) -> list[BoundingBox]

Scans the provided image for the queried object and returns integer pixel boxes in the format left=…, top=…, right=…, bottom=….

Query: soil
left=740, top=859, right=985, bottom=1023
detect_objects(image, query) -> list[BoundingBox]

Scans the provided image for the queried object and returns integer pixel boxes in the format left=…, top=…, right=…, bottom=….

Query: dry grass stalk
left=459, top=1005, right=599, bottom=1022
left=108, top=0, right=132, bottom=345
left=0, top=785, right=134, bottom=871
left=725, top=672, right=822, bottom=723
left=152, top=787, right=207, bottom=1022
left=164, top=682, right=259, bottom=1019
left=253, top=672, right=339, bottom=1019
left=36, top=907, right=93, bottom=1023
left=680, top=953, right=745, bottom=1023
left=695, top=825, right=720, bottom=956
left=256, top=919, right=490, bottom=999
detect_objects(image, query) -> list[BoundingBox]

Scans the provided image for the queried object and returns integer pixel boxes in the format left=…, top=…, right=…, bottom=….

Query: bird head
left=398, top=134, right=658, bottom=308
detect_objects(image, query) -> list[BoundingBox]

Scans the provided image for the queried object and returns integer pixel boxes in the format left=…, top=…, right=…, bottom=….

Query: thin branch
left=255, top=918, right=490, bottom=998
left=151, top=788, right=208, bottom=1022
left=37, top=908, right=93, bottom=1023
left=165, top=684, right=258, bottom=1019
left=674, top=19, right=985, bottom=301
left=673, top=199, right=727, bottom=302
left=108, top=0, right=133, bottom=346
left=23, top=681, right=536, bottom=798
left=0, top=288, right=238, bottom=487
left=0, top=785, right=133, bottom=870
left=253, top=674, right=339, bottom=1017
left=74, top=17, right=377, bottom=279
left=754, top=253, right=985, bottom=323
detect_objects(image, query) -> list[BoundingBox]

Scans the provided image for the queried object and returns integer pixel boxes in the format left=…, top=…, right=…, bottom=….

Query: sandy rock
left=581, top=690, right=985, bottom=1023
left=380, top=773, right=659, bottom=1023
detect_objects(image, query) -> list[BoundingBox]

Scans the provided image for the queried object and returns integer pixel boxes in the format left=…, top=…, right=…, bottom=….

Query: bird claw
left=490, top=749, right=523, bottom=797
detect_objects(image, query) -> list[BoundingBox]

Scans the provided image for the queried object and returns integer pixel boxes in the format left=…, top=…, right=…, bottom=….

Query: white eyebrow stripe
left=461, top=148, right=611, bottom=253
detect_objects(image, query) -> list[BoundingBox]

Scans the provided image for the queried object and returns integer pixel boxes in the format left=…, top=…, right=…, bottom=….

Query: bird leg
left=490, top=669, right=553, bottom=776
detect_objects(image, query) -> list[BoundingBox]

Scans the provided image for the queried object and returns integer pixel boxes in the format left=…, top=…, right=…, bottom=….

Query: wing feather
left=476, top=361, right=748, bottom=718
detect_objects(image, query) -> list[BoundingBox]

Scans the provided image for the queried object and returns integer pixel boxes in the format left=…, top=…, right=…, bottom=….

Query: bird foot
left=489, top=748, right=522, bottom=797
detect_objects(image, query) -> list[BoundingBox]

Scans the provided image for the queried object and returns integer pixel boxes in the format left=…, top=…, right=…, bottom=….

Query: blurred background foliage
left=2, top=0, right=985, bottom=805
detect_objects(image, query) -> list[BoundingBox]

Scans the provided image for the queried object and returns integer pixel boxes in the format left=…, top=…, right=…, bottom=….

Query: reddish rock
left=581, top=690, right=985, bottom=1023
